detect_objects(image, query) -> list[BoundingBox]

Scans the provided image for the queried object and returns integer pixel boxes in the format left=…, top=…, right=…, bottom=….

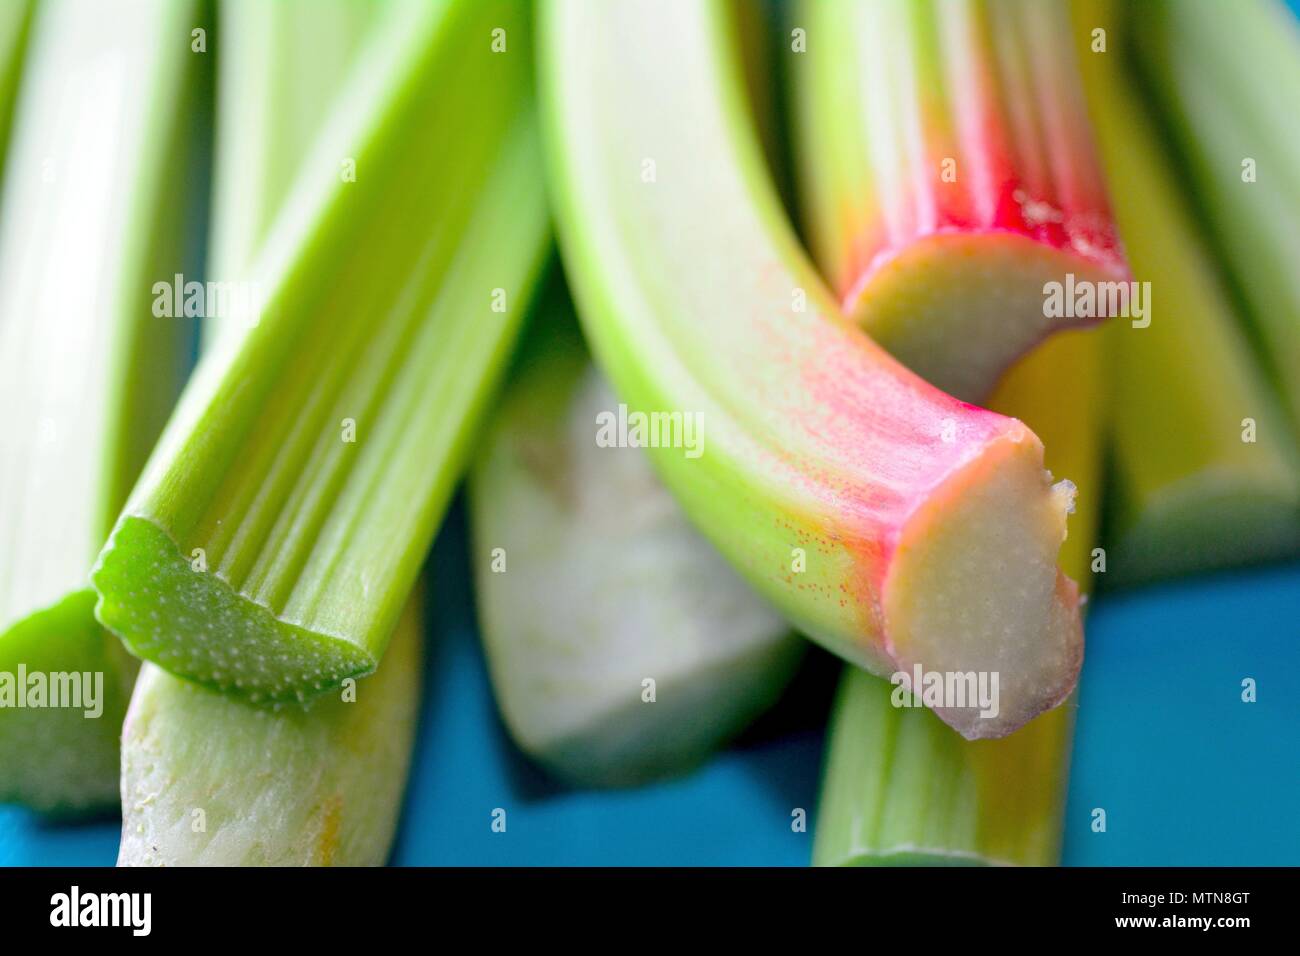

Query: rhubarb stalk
left=0, top=0, right=30, bottom=180
left=791, top=0, right=1125, bottom=401
left=0, top=0, right=202, bottom=813
left=1072, top=0, right=1300, bottom=583
left=114, top=0, right=423, bottom=866
left=208, top=0, right=382, bottom=297
left=118, top=592, right=422, bottom=866
left=1131, top=0, right=1300, bottom=441
left=541, top=0, right=1082, bottom=739
left=813, top=328, right=1102, bottom=865
left=91, top=0, right=550, bottom=704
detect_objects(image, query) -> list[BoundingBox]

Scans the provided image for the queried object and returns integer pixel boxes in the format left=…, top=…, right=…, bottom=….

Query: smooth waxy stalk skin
left=91, top=0, right=550, bottom=704
left=208, top=0, right=383, bottom=300
left=471, top=291, right=802, bottom=786
left=118, top=591, right=422, bottom=866
left=1072, top=0, right=1300, bottom=584
left=813, top=666, right=1072, bottom=866
left=0, top=0, right=201, bottom=814
left=814, top=329, right=1102, bottom=866
left=1131, top=0, right=1300, bottom=441
left=541, top=0, right=1082, bottom=739
left=791, top=0, right=1125, bottom=401
left=0, top=0, right=31, bottom=179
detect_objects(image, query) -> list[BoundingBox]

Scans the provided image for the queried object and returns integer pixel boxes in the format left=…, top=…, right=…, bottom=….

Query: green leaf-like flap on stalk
left=118, top=590, right=423, bottom=866
left=114, top=0, right=422, bottom=867
left=91, top=0, right=550, bottom=704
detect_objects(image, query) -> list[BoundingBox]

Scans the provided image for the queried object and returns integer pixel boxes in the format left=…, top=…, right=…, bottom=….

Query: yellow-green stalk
left=1073, top=0, right=1300, bottom=583
left=207, top=0, right=383, bottom=322
left=0, top=0, right=31, bottom=179
left=1130, top=0, right=1300, bottom=441
left=470, top=8, right=809, bottom=786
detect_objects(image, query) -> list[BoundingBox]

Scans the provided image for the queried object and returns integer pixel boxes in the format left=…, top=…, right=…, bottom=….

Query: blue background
left=2, top=499, right=1297, bottom=866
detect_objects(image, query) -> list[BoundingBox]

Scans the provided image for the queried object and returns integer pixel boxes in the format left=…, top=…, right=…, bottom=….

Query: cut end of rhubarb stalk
left=0, top=591, right=137, bottom=816
left=542, top=0, right=1084, bottom=737
left=849, top=232, right=1124, bottom=402
left=92, top=517, right=374, bottom=704
left=883, top=431, right=1082, bottom=739
left=795, top=0, right=1127, bottom=402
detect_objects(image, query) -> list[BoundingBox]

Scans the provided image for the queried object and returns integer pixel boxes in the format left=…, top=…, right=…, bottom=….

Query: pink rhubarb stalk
left=541, top=0, right=1082, bottom=738
left=793, top=0, right=1126, bottom=400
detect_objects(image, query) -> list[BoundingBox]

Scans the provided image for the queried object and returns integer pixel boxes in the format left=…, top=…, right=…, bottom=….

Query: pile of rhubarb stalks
left=0, top=0, right=1296, bottom=866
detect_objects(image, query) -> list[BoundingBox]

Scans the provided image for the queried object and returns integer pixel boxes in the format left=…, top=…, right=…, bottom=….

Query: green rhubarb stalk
left=542, top=0, right=1083, bottom=739
left=91, top=0, right=550, bottom=704
left=815, top=329, right=1103, bottom=866
left=791, top=0, right=1125, bottom=401
left=813, top=668, right=1073, bottom=866
left=208, top=0, right=383, bottom=302
left=1130, top=0, right=1300, bottom=441
left=1072, top=0, right=1300, bottom=583
left=0, top=0, right=202, bottom=814
left=470, top=285, right=802, bottom=786
left=119, top=589, right=422, bottom=866
left=116, top=0, right=422, bottom=866
left=0, top=0, right=31, bottom=179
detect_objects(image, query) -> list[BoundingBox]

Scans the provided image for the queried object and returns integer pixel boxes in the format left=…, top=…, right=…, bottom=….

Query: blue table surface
left=2, top=501, right=1296, bottom=867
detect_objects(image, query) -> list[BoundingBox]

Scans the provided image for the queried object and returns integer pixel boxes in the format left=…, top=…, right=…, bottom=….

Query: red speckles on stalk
left=823, top=0, right=1124, bottom=311
left=771, top=302, right=1017, bottom=621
